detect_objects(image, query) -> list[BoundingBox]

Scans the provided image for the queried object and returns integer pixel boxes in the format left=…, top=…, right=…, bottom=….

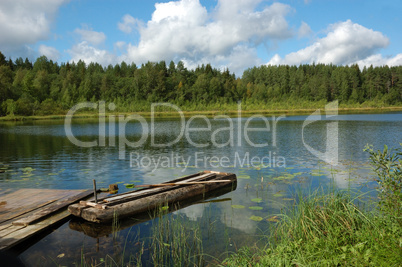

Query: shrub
left=364, top=144, right=402, bottom=221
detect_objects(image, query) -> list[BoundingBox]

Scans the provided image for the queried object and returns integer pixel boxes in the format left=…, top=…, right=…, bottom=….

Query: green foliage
left=0, top=50, right=401, bottom=117
left=2, top=99, right=16, bottom=116
left=364, top=144, right=402, bottom=221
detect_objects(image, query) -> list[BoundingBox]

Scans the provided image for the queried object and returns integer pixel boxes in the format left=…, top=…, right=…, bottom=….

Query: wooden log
left=68, top=173, right=237, bottom=223
left=69, top=184, right=235, bottom=237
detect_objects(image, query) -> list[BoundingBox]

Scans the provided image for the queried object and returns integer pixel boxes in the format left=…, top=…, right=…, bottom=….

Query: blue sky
left=0, top=0, right=401, bottom=76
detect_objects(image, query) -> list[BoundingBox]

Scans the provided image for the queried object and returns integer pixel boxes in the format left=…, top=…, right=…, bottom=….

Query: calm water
left=0, top=112, right=401, bottom=265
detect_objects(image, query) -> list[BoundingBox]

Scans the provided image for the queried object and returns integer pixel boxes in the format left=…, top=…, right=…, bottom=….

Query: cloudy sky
left=0, top=0, right=401, bottom=76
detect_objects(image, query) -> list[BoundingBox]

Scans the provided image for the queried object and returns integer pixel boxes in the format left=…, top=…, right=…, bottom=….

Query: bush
left=37, top=98, right=63, bottom=115
left=15, top=98, right=34, bottom=116
left=364, top=144, right=402, bottom=221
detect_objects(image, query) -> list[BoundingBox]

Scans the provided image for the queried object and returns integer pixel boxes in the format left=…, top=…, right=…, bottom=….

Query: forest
left=0, top=51, right=401, bottom=116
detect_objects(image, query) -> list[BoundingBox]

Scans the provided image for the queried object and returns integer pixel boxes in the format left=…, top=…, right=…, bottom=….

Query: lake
left=0, top=111, right=401, bottom=266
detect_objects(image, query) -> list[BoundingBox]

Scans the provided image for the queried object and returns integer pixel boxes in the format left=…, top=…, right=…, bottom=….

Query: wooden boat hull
left=69, top=184, right=234, bottom=237
left=68, top=171, right=237, bottom=223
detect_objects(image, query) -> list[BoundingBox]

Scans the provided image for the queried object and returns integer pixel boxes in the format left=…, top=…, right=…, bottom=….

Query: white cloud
left=74, top=26, right=106, bottom=46
left=123, top=0, right=293, bottom=76
left=118, top=14, right=140, bottom=34
left=68, top=41, right=116, bottom=65
left=268, top=20, right=390, bottom=66
left=298, top=21, right=312, bottom=38
left=0, top=0, right=68, bottom=56
left=354, top=53, right=402, bottom=68
left=38, top=45, right=60, bottom=61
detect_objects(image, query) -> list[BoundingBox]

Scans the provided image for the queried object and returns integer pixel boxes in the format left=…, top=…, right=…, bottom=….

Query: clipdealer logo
left=64, top=101, right=339, bottom=169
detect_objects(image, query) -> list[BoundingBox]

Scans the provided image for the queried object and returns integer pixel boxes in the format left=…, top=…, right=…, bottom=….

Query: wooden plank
left=0, top=210, right=71, bottom=250
left=96, top=172, right=212, bottom=202
left=0, top=224, right=25, bottom=237
left=0, top=189, right=57, bottom=207
left=0, top=223, right=13, bottom=232
left=0, top=189, right=80, bottom=218
left=12, top=190, right=93, bottom=226
left=104, top=173, right=216, bottom=203
left=0, top=199, right=59, bottom=224
left=134, top=180, right=232, bottom=188
left=79, top=201, right=107, bottom=209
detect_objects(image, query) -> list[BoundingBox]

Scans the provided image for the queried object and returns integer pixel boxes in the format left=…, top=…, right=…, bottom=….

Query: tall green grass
left=148, top=207, right=204, bottom=266
left=222, top=189, right=402, bottom=266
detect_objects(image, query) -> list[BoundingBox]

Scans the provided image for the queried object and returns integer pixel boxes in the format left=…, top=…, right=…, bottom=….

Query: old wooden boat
left=68, top=171, right=237, bottom=223
left=69, top=184, right=234, bottom=237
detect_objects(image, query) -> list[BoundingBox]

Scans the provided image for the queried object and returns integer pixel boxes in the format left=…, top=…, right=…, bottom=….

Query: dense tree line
left=0, top=51, right=401, bottom=116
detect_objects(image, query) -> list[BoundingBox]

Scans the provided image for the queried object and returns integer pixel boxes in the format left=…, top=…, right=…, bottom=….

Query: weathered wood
left=0, top=224, right=25, bottom=237
left=68, top=171, right=237, bottom=223
left=0, top=188, right=100, bottom=251
left=0, top=199, right=58, bottom=224
left=134, top=180, right=232, bottom=188
left=0, top=210, right=71, bottom=250
left=69, top=183, right=235, bottom=237
left=102, top=172, right=217, bottom=204
left=12, top=190, right=93, bottom=226
left=93, top=180, right=98, bottom=204
left=79, top=201, right=107, bottom=210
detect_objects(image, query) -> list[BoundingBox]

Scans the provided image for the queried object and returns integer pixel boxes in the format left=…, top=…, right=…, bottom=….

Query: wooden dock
left=0, top=188, right=95, bottom=251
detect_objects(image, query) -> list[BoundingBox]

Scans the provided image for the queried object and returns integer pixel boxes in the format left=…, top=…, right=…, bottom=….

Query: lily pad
left=273, top=192, right=284, bottom=197
left=231, top=205, right=245, bottom=209
left=311, top=173, right=325, bottom=176
left=249, top=206, right=263, bottom=210
left=21, top=167, right=35, bottom=172
left=251, top=198, right=263, bottom=203
left=238, top=175, right=251, bottom=179
left=249, top=215, right=263, bottom=222
left=48, top=173, right=58, bottom=176
left=267, top=215, right=280, bottom=222
left=125, top=184, right=135, bottom=188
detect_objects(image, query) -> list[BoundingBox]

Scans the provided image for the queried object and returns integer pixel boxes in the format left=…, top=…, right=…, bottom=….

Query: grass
left=1, top=101, right=401, bottom=121
left=222, top=189, right=402, bottom=266
left=77, top=204, right=206, bottom=267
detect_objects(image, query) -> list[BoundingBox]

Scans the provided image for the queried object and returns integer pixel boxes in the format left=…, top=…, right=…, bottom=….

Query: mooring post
left=93, top=179, right=98, bottom=203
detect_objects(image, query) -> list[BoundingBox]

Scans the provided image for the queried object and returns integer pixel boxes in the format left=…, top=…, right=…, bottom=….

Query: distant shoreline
left=1, top=106, right=401, bottom=122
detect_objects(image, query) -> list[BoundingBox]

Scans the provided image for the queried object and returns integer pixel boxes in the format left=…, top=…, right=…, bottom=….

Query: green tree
left=0, top=65, right=14, bottom=104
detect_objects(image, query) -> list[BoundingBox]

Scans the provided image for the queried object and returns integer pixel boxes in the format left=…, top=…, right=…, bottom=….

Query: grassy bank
left=222, top=190, right=401, bottom=266
left=223, top=144, right=402, bottom=266
left=1, top=102, right=402, bottom=122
